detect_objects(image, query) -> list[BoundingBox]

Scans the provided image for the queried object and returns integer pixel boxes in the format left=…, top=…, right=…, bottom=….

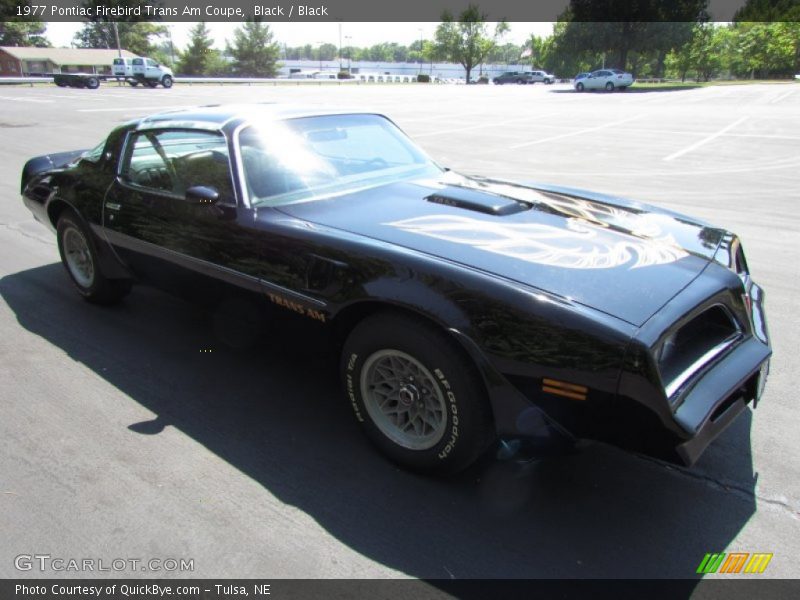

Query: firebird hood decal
left=278, top=178, right=720, bottom=325
left=384, top=214, right=689, bottom=270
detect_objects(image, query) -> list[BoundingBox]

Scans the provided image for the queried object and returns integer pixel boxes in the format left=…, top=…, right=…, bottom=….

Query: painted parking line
left=663, top=116, right=748, bottom=161
left=77, top=105, right=193, bottom=112
left=414, top=111, right=562, bottom=138
left=0, top=95, right=54, bottom=104
left=509, top=115, right=642, bottom=149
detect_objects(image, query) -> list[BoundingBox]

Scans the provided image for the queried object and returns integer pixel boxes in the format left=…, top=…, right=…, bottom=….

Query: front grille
left=658, top=305, right=741, bottom=401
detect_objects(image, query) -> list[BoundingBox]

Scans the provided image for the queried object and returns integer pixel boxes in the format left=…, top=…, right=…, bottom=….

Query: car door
left=145, top=58, right=161, bottom=80
left=102, top=127, right=262, bottom=299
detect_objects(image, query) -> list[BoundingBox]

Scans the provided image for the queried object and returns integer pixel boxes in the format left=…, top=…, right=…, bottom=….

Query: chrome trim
left=117, top=127, right=241, bottom=208
left=101, top=229, right=327, bottom=308
left=665, top=334, right=739, bottom=399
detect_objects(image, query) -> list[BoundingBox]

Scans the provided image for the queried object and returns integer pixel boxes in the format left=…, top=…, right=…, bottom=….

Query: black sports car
left=20, top=105, right=771, bottom=473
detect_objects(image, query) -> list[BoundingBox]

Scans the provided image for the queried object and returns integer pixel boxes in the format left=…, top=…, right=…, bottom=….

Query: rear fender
left=21, top=150, right=86, bottom=194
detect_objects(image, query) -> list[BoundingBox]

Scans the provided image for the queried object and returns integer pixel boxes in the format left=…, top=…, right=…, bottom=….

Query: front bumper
left=674, top=337, right=770, bottom=465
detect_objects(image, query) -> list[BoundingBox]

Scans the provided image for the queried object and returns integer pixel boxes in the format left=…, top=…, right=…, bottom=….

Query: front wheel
left=128, top=80, right=139, bottom=87
left=161, top=75, right=173, bottom=88
left=342, top=313, right=495, bottom=474
left=576, top=82, right=584, bottom=92
left=85, top=77, right=100, bottom=89
left=57, top=213, right=131, bottom=305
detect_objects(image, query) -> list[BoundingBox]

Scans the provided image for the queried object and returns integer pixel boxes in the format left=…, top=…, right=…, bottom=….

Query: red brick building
left=0, top=47, right=137, bottom=76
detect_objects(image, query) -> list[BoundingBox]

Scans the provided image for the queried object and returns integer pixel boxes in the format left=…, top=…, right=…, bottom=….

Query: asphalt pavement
left=1, top=80, right=798, bottom=583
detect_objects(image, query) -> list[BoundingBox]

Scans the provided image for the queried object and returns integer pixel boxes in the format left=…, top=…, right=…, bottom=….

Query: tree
left=434, top=4, right=508, bottom=82
left=559, top=0, right=708, bottom=71
left=178, top=22, right=214, bottom=75
left=227, top=20, right=279, bottom=77
left=0, top=21, right=49, bottom=47
left=72, top=1, right=167, bottom=56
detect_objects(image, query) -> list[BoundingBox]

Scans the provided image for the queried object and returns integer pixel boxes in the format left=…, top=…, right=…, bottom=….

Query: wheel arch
left=49, top=199, right=132, bottom=281
left=332, top=299, right=502, bottom=428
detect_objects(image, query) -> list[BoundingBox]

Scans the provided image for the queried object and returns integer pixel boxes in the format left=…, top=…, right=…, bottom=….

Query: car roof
left=133, top=104, right=384, bottom=132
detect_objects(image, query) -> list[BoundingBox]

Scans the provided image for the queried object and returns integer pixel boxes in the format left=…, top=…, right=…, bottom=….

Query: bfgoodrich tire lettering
left=342, top=313, right=494, bottom=474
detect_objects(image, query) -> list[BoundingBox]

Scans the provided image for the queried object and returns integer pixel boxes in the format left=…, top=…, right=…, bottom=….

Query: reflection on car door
left=103, top=128, right=261, bottom=298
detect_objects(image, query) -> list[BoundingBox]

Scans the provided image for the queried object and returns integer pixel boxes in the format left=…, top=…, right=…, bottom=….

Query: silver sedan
left=575, top=69, right=634, bottom=92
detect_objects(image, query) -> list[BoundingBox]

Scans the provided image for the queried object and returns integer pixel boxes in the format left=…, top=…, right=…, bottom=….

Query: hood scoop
left=425, top=186, right=530, bottom=216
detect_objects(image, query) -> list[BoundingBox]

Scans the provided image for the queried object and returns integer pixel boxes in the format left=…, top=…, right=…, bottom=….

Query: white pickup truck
left=129, top=57, right=174, bottom=88
left=54, top=57, right=173, bottom=89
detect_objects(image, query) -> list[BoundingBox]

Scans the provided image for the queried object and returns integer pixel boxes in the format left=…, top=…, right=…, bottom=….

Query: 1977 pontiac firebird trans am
left=21, top=105, right=771, bottom=474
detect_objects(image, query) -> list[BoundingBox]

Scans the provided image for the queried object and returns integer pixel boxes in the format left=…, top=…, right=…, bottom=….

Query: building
left=0, top=47, right=137, bottom=77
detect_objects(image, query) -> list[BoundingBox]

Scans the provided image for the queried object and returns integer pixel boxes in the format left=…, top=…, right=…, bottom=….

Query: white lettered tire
left=342, top=313, right=494, bottom=474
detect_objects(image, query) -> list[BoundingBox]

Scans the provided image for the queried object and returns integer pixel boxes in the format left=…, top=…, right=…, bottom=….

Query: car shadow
left=551, top=85, right=704, bottom=94
left=1, top=264, right=758, bottom=585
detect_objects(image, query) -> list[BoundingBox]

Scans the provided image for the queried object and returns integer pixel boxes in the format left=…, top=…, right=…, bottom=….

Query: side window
left=121, top=130, right=235, bottom=203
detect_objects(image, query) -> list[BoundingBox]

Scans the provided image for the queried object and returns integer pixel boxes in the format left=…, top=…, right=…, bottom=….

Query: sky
left=44, top=21, right=555, bottom=51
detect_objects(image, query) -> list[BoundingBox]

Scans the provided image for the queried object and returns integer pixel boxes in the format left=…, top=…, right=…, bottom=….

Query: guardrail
left=0, top=75, right=395, bottom=86
left=0, top=76, right=54, bottom=85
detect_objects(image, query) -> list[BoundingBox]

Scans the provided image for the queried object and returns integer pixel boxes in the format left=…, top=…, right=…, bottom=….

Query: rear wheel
left=342, top=313, right=495, bottom=474
left=605, top=81, right=615, bottom=91
left=57, top=213, right=131, bottom=305
left=85, top=77, right=100, bottom=90
left=128, top=80, right=139, bottom=87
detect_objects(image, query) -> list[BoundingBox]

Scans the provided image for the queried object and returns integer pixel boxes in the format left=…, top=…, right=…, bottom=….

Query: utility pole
left=112, top=21, right=122, bottom=58
left=338, top=23, right=343, bottom=72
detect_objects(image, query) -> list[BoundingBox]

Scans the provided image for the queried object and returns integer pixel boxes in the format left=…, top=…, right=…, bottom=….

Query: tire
left=342, top=313, right=495, bottom=474
left=161, top=75, right=173, bottom=88
left=56, top=212, right=131, bottom=305
left=128, top=80, right=139, bottom=87
left=576, top=82, right=584, bottom=92
left=619, top=86, right=627, bottom=91
left=85, top=77, right=100, bottom=90
left=605, top=81, right=614, bottom=91
left=146, top=80, right=158, bottom=88
left=516, top=78, right=525, bottom=85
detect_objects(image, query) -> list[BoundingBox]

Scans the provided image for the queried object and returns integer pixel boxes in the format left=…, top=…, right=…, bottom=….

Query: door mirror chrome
left=185, top=185, right=219, bottom=205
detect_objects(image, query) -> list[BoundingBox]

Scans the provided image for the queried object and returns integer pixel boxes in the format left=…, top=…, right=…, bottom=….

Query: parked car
left=20, top=105, right=770, bottom=474
left=575, top=69, right=635, bottom=92
left=530, top=70, right=556, bottom=84
left=493, top=71, right=533, bottom=85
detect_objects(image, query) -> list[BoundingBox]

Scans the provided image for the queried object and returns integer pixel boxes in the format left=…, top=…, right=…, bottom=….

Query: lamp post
left=338, top=23, right=343, bottom=72
left=317, top=41, right=324, bottom=72
left=345, top=35, right=352, bottom=72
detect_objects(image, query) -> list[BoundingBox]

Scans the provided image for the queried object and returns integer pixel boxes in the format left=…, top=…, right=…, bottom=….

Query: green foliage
left=734, top=0, right=800, bottom=21
left=227, top=20, right=279, bottom=77
left=0, top=21, right=49, bottom=47
left=434, top=3, right=509, bottom=82
left=178, top=22, right=214, bottom=75
left=416, top=74, right=431, bottom=82
left=73, top=22, right=166, bottom=56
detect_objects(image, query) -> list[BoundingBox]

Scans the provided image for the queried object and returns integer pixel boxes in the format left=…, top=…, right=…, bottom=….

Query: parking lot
left=1, top=81, right=798, bottom=582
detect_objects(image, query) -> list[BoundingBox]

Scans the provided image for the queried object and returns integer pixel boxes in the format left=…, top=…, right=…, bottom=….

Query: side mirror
left=186, top=185, right=219, bottom=205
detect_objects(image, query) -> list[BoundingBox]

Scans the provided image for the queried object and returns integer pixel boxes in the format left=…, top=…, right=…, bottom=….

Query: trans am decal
left=385, top=214, right=688, bottom=270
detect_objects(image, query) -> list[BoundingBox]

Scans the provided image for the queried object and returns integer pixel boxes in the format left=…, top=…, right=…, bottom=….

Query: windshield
left=239, top=114, right=442, bottom=206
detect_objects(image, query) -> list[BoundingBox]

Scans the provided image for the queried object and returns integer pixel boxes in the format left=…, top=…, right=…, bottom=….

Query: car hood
left=278, top=174, right=725, bottom=326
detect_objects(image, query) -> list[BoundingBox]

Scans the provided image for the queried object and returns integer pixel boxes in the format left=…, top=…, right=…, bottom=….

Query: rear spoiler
left=20, top=149, right=86, bottom=194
